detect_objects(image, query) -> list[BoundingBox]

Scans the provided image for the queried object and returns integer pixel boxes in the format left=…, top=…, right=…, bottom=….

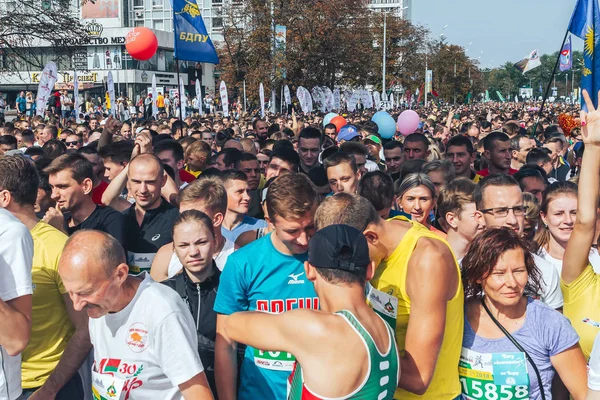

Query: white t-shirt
left=89, top=273, right=203, bottom=400
left=0, top=209, right=34, bottom=400
left=589, top=332, right=600, bottom=391
left=167, top=237, right=235, bottom=278
left=532, top=253, right=563, bottom=310
left=538, top=247, right=600, bottom=276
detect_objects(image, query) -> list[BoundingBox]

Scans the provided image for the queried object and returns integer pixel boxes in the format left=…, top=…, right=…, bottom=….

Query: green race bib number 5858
left=460, top=375, right=529, bottom=400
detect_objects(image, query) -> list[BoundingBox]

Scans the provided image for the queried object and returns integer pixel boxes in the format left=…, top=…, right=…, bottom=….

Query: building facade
left=0, top=0, right=221, bottom=107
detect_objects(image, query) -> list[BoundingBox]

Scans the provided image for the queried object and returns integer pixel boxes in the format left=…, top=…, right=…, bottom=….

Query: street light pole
left=382, top=12, right=387, bottom=99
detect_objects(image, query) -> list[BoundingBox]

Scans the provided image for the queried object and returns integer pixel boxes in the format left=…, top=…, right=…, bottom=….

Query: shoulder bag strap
left=481, top=299, right=546, bottom=400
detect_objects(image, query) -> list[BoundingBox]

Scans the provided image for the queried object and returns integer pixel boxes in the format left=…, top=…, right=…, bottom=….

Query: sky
left=412, top=0, right=578, bottom=68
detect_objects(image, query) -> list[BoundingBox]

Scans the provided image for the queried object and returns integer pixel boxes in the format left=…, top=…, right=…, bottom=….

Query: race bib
left=366, top=283, right=398, bottom=329
left=127, top=252, right=155, bottom=274
left=459, top=348, right=530, bottom=400
left=253, top=349, right=295, bottom=371
left=92, top=371, right=125, bottom=400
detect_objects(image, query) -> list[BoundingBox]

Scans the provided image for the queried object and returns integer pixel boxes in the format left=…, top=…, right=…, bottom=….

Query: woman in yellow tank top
left=562, top=90, right=600, bottom=359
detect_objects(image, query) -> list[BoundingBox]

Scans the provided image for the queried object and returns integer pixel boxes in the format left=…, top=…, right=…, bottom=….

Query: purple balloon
left=397, top=110, right=420, bottom=136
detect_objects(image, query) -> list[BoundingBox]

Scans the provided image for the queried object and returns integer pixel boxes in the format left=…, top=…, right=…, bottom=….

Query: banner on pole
left=333, top=88, right=341, bottom=110
left=196, top=79, right=202, bottom=115
left=220, top=80, right=229, bottom=117
left=73, top=70, right=80, bottom=122
left=259, top=83, right=265, bottom=118
left=107, top=71, right=116, bottom=117
left=151, top=74, right=158, bottom=118
left=560, top=35, right=572, bottom=72
left=284, top=85, right=291, bottom=106
left=179, top=76, right=187, bottom=116
left=36, top=62, right=58, bottom=116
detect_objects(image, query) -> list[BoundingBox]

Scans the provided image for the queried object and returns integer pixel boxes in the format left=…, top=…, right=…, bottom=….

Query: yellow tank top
left=367, top=216, right=464, bottom=399
left=562, top=264, right=600, bottom=359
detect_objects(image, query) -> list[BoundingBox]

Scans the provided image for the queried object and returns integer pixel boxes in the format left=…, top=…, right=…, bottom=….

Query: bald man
left=122, top=154, right=179, bottom=274
left=58, top=231, right=213, bottom=399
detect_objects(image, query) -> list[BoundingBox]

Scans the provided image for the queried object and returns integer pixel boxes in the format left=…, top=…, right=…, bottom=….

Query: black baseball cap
left=308, top=224, right=371, bottom=274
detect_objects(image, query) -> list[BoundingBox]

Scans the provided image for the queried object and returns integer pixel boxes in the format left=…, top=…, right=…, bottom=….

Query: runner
left=461, top=227, right=586, bottom=400
left=122, top=153, right=179, bottom=274
left=58, top=230, right=214, bottom=399
left=42, top=153, right=125, bottom=242
left=323, top=152, right=361, bottom=194
left=0, top=155, right=91, bottom=399
left=214, top=173, right=319, bottom=400
left=220, top=170, right=267, bottom=242
left=161, top=210, right=226, bottom=396
left=437, top=177, right=483, bottom=262
left=315, top=193, right=463, bottom=399
left=150, top=177, right=235, bottom=281
left=224, top=224, right=399, bottom=400
left=0, top=191, right=33, bottom=400
left=562, top=90, right=600, bottom=358
left=473, top=174, right=563, bottom=310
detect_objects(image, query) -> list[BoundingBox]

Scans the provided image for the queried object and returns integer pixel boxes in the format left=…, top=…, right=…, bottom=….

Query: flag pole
left=175, top=58, right=184, bottom=119
left=172, top=7, right=184, bottom=120
left=537, top=29, right=570, bottom=123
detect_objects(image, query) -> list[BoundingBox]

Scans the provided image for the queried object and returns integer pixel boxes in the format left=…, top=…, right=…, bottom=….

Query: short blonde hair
left=178, top=177, right=227, bottom=216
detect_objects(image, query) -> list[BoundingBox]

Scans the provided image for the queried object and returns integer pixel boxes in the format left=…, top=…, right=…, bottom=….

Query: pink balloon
left=397, top=110, right=420, bottom=136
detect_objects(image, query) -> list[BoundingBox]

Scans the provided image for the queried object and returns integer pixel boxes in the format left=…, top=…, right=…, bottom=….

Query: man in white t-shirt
left=0, top=208, right=34, bottom=400
left=58, top=230, right=214, bottom=400
left=474, top=174, right=564, bottom=310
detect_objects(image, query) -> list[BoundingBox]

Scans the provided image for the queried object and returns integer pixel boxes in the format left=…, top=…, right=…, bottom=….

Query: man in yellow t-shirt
left=157, top=92, right=165, bottom=114
left=316, top=193, right=464, bottom=400
left=0, top=155, right=92, bottom=399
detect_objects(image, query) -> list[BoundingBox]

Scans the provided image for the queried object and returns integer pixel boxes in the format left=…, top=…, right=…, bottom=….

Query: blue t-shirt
left=16, top=96, right=26, bottom=112
left=461, top=298, right=579, bottom=400
left=222, top=215, right=267, bottom=242
left=214, top=233, right=319, bottom=400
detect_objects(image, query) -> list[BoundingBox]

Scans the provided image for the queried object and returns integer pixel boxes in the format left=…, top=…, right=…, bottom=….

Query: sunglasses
left=65, top=140, right=80, bottom=146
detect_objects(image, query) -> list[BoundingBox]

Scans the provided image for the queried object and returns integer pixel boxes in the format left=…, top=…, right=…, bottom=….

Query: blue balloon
left=323, top=112, right=338, bottom=127
left=371, top=111, right=396, bottom=139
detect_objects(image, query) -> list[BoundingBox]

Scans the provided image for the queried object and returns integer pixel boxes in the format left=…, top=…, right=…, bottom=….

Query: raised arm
left=98, top=116, right=122, bottom=150
left=563, top=90, right=600, bottom=284
left=224, top=309, right=314, bottom=355
left=101, top=163, right=131, bottom=211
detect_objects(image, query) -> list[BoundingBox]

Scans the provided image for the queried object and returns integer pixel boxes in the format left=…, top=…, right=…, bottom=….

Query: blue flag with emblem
left=172, top=0, right=219, bottom=64
left=568, top=0, right=600, bottom=109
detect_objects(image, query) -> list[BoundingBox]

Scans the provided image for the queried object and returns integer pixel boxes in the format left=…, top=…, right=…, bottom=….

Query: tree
left=217, top=0, right=380, bottom=107
left=0, top=0, right=86, bottom=74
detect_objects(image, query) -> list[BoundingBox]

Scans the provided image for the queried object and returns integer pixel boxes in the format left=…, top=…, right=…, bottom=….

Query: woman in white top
left=535, top=181, right=600, bottom=274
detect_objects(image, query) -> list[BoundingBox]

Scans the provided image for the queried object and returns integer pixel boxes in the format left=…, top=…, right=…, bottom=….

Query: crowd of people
left=0, top=88, right=600, bottom=400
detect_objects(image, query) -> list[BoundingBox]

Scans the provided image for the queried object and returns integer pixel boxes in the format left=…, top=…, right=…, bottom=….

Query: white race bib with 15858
left=459, top=348, right=530, bottom=400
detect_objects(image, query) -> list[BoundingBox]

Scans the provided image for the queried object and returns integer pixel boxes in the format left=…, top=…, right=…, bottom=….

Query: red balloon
left=331, top=116, right=347, bottom=133
left=126, top=27, right=158, bottom=61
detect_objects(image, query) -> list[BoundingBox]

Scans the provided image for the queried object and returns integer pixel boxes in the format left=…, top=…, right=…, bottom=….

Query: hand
left=581, top=90, right=600, bottom=146
left=103, top=116, right=122, bottom=135
left=43, top=207, right=64, bottom=231
left=133, top=131, right=152, bottom=156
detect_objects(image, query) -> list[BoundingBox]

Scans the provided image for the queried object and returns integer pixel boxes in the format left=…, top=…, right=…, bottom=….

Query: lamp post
left=382, top=5, right=408, bottom=102
left=425, top=24, right=448, bottom=107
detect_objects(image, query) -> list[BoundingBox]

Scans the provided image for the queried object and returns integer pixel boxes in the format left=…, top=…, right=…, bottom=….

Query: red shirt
left=476, top=168, right=518, bottom=177
left=179, top=169, right=196, bottom=183
left=91, top=180, right=109, bottom=205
